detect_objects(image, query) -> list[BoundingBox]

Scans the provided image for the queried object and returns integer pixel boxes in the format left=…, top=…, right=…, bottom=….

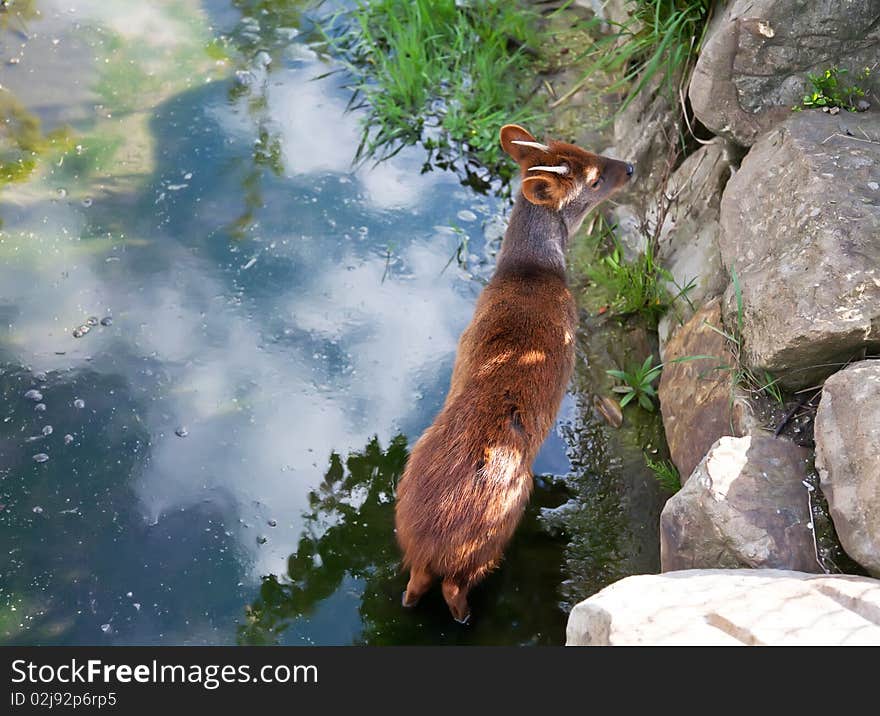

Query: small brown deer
left=394, top=125, right=634, bottom=623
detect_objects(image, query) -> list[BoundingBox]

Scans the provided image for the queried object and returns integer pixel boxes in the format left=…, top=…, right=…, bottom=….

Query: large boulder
left=690, top=0, right=880, bottom=146
left=660, top=435, right=819, bottom=573
left=658, top=299, right=755, bottom=480
left=719, top=110, right=880, bottom=390
left=815, top=360, right=880, bottom=577
left=601, top=26, right=708, bottom=255
left=657, top=141, right=739, bottom=351
left=608, top=73, right=682, bottom=209
left=567, top=569, right=880, bottom=645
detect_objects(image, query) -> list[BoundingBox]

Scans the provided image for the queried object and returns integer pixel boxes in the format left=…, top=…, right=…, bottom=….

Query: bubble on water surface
left=24, top=389, right=43, bottom=401
left=456, top=210, right=478, bottom=222
left=64, top=434, right=74, bottom=445
left=73, top=399, right=85, bottom=409
left=33, top=453, right=50, bottom=463
left=175, top=426, right=189, bottom=438
left=34, top=403, right=46, bottom=412
left=42, top=425, right=53, bottom=436
left=234, top=69, right=256, bottom=88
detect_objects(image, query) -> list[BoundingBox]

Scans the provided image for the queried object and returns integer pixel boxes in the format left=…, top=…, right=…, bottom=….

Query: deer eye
left=591, top=176, right=604, bottom=190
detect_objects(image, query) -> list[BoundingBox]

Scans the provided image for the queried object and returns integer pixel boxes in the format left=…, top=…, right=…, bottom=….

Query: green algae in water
left=54, top=135, right=126, bottom=180
left=0, top=91, right=73, bottom=186
left=542, top=307, right=669, bottom=609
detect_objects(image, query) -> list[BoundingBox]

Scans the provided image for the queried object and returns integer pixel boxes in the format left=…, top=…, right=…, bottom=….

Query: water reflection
left=237, top=435, right=568, bottom=646
left=0, top=0, right=657, bottom=646
left=542, top=316, right=667, bottom=610
left=0, top=363, right=245, bottom=645
left=2, top=1, right=563, bottom=645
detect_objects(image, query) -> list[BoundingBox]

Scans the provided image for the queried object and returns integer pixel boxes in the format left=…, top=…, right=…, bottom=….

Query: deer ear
left=521, top=175, right=563, bottom=207
left=500, top=124, right=548, bottom=164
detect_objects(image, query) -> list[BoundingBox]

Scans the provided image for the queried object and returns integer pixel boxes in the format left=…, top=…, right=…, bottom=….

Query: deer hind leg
left=442, top=577, right=471, bottom=625
left=402, top=566, right=434, bottom=608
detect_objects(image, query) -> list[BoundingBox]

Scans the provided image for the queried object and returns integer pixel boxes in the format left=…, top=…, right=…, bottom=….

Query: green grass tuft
left=701, top=267, right=784, bottom=406
left=322, top=0, right=547, bottom=189
left=553, top=0, right=714, bottom=114
left=574, top=215, right=695, bottom=326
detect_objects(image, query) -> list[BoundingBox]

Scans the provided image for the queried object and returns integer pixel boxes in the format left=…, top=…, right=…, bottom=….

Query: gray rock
left=657, top=141, right=739, bottom=351
left=719, top=110, right=880, bottom=390
left=567, top=569, right=880, bottom=645
left=815, top=360, right=880, bottom=577
left=609, top=72, right=682, bottom=209
left=658, top=300, right=756, bottom=481
left=690, top=0, right=880, bottom=146
left=607, top=203, right=647, bottom=261
left=660, top=435, right=819, bottom=573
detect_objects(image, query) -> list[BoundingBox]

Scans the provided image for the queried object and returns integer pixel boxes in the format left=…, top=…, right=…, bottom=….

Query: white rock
left=660, top=435, right=818, bottom=573
left=815, top=360, right=880, bottom=577
left=567, top=569, right=880, bottom=646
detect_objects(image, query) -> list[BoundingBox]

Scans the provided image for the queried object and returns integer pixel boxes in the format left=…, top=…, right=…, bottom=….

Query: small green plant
left=607, top=353, right=716, bottom=412
left=586, top=233, right=695, bottom=326
left=321, top=0, right=547, bottom=188
left=440, top=225, right=470, bottom=274
left=553, top=0, right=715, bottom=113
left=645, top=454, right=681, bottom=493
left=702, top=268, right=783, bottom=405
left=607, top=355, right=662, bottom=411
left=798, top=66, right=870, bottom=112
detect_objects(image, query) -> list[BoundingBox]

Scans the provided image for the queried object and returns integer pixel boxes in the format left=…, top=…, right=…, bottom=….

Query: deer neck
left=494, top=192, right=570, bottom=280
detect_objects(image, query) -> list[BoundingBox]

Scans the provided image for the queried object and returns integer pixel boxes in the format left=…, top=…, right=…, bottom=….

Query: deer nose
left=625, top=163, right=634, bottom=177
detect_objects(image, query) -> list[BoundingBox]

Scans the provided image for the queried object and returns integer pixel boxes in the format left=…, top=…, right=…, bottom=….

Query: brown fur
left=394, top=125, right=633, bottom=623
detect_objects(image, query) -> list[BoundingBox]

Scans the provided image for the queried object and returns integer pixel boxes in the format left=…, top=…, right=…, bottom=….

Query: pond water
left=0, top=1, right=663, bottom=646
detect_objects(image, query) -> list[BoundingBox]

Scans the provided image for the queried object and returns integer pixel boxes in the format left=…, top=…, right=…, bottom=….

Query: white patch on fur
left=528, top=164, right=569, bottom=175
left=511, top=140, right=550, bottom=152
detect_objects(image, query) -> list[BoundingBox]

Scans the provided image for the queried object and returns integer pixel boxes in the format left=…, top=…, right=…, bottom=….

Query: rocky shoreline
left=561, top=0, right=880, bottom=644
